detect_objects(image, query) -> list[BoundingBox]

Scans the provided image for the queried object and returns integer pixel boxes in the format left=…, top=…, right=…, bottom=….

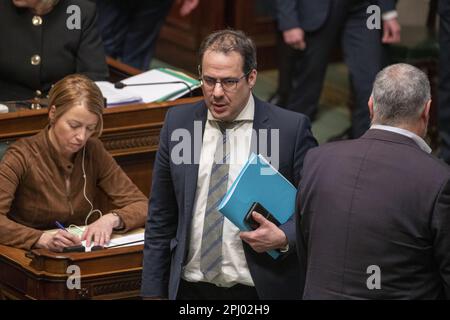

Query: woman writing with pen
left=0, top=74, right=147, bottom=252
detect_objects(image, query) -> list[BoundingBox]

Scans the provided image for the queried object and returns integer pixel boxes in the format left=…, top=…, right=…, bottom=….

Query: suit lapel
left=251, top=96, right=271, bottom=157
left=184, top=102, right=207, bottom=228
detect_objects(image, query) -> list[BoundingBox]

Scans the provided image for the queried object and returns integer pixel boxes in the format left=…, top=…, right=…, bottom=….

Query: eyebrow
left=68, top=120, right=97, bottom=128
left=203, top=75, right=240, bottom=80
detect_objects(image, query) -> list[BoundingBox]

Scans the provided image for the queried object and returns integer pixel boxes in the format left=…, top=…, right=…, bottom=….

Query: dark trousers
left=286, top=0, right=385, bottom=138
left=177, top=279, right=259, bottom=300
left=273, top=32, right=300, bottom=108
left=439, top=0, right=450, bottom=164
left=95, top=0, right=174, bottom=70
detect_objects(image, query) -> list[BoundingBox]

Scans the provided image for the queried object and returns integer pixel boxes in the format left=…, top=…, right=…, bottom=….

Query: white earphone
left=81, top=145, right=103, bottom=226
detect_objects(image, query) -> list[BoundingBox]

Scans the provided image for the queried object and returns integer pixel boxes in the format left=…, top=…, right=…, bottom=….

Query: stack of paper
left=45, top=226, right=145, bottom=252
left=95, top=81, right=142, bottom=106
left=83, top=230, right=145, bottom=252
left=96, top=68, right=200, bottom=107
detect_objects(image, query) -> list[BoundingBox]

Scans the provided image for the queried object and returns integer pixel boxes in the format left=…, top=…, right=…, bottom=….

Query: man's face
left=201, top=50, right=257, bottom=122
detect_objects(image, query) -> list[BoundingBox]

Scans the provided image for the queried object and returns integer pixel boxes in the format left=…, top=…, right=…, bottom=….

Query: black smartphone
left=244, top=202, right=280, bottom=230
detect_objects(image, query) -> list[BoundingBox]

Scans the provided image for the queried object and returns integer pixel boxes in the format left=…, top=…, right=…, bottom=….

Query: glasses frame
left=199, top=70, right=252, bottom=92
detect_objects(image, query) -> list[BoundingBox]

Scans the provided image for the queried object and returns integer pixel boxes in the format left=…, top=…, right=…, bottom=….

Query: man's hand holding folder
left=239, top=211, right=289, bottom=253
left=218, top=154, right=296, bottom=258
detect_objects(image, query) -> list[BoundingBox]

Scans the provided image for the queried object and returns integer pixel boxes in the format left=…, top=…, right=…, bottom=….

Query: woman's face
left=49, top=104, right=99, bottom=160
left=12, top=0, right=41, bottom=9
left=12, top=0, right=56, bottom=14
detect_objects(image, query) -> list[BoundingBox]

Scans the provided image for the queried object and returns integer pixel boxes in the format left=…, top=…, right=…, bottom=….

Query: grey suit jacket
left=297, top=129, right=450, bottom=299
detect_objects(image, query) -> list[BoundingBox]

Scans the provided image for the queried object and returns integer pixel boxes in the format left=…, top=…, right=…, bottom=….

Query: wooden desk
left=0, top=243, right=144, bottom=299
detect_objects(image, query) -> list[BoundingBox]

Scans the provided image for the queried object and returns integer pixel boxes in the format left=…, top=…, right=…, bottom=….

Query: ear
left=48, top=105, right=56, bottom=125
left=368, top=96, right=374, bottom=120
left=421, top=100, right=431, bottom=123
left=248, top=69, right=257, bottom=89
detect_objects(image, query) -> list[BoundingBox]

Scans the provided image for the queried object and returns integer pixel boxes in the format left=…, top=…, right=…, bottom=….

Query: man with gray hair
left=296, top=63, right=450, bottom=299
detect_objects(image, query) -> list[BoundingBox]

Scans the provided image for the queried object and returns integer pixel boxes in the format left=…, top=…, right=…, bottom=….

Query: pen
left=55, top=221, right=67, bottom=232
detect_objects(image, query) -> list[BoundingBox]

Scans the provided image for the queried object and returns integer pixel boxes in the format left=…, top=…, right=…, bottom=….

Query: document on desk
left=83, top=229, right=145, bottom=252
left=95, top=81, right=143, bottom=106
left=45, top=227, right=145, bottom=252
left=96, top=68, right=200, bottom=106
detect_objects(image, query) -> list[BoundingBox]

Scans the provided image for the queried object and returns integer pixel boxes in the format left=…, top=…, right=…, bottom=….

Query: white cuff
left=279, top=243, right=290, bottom=253
left=382, top=10, right=398, bottom=21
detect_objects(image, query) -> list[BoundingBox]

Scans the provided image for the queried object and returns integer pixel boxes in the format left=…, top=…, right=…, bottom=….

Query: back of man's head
left=372, top=63, right=431, bottom=127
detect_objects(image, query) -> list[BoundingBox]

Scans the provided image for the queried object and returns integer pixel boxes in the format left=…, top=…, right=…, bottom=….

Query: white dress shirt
left=182, top=95, right=255, bottom=287
left=370, top=124, right=432, bottom=154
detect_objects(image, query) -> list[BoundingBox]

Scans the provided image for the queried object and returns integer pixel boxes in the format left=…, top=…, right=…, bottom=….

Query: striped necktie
left=200, top=121, right=242, bottom=281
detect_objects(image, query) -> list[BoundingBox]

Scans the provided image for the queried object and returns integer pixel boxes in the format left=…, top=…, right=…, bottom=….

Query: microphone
left=114, top=80, right=193, bottom=97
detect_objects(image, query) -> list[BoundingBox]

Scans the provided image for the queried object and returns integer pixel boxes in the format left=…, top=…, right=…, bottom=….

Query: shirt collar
left=370, top=124, right=432, bottom=154
left=207, top=94, right=255, bottom=122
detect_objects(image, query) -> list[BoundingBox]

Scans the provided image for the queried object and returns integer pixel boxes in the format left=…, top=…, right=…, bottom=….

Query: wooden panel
left=156, top=1, right=226, bottom=73
left=155, top=0, right=277, bottom=73
left=0, top=243, right=144, bottom=300
left=230, top=0, right=277, bottom=71
left=106, top=56, right=142, bottom=83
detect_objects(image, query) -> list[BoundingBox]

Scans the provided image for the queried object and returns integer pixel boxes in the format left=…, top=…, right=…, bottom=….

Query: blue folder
left=218, top=153, right=297, bottom=258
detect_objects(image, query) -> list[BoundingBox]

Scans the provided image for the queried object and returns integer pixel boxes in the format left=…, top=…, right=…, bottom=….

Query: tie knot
left=217, top=120, right=243, bottom=133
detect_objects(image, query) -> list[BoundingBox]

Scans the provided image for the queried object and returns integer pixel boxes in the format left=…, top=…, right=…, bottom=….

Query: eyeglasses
left=200, top=71, right=250, bottom=92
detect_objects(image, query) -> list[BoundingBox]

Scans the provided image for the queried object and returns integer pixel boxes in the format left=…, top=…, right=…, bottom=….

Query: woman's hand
left=35, top=230, right=82, bottom=252
left=81, top=213, right=121, bottom=247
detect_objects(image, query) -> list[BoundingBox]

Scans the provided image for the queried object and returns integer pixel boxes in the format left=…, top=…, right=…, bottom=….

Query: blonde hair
left=48, top=74, right=105, bottom=137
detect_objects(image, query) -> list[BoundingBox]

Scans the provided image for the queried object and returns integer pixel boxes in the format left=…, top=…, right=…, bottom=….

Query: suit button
left=31, top=54, right=41, bottom=66
left=32, top=16, right=43, bottom=26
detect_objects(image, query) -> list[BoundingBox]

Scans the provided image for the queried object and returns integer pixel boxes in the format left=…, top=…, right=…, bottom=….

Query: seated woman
left=0, top=0, right=108, bottom=101
left=0, top=74, right=147, bottom=252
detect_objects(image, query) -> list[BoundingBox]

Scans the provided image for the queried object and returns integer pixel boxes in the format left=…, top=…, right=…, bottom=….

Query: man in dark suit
left=438, top=0, right=450, bottom=164
left=141, top=29, right=317, bottom=300
left=297, top=63, right=450, bottom=299
left=274, top=0, right=401, bottom=139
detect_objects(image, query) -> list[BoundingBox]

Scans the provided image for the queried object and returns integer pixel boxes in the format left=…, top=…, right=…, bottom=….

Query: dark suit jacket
left=141, top=96, right=317, bottom=299
left=438, top=0, right=450, bottom=163
left=275, top=0, right=397, bottom=32
left=297, top=129, right=450, bottom=299
left=0, top=0, right=108, bottom=101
